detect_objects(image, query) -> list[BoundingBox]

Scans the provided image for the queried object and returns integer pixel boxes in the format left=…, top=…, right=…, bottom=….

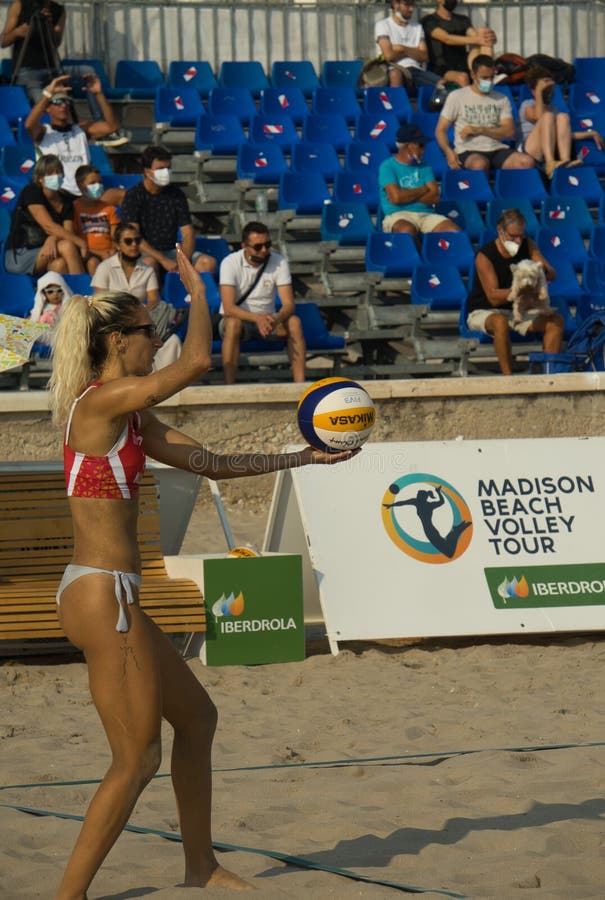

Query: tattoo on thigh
left=121, top=637, right=141, bottom=677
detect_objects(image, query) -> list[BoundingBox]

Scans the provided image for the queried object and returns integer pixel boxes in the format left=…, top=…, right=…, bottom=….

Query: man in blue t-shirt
left=378, top=123, right=459, bottom=239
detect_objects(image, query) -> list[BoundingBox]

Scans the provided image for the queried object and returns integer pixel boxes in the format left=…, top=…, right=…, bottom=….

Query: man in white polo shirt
left=218, top=221, right=306, bottom=384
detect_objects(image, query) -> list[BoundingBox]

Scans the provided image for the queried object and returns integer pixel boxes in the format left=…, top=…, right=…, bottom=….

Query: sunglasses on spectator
left=50, top=98, right=69, bottom=106
left=121, top=236, right=142, bottom=246
left=122, top=324, right=157, bottom=338
left=246, top=240, right=272, bottom=251
left=43, top=286, right=64, bottom=294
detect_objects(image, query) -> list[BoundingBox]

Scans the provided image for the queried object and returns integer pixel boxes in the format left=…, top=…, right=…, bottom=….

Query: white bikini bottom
left=56, top=564, right=142, bottom=633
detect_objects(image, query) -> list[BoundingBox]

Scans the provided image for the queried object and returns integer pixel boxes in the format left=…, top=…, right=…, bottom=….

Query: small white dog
left=508, top=259, right=554, bottom=324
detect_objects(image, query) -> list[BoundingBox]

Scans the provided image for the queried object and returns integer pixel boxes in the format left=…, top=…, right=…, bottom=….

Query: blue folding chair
left=302, top=114, right=351, bottom=151
left=194, top=114, right=246, bottom=155
left=154, top=87, right=205, bottom=127
left=237, top=143, right=288, bottom=184
left=0, top=86, right=31, bottom=126
left=271, top=61, right=320, bottom=97
left=421, top=231, right=475, bottom=275
left=312, top=87, right=360, bottom=124
left=291, top=142, right=342, bottom=182
left=365, top=231, right=422, bottom=277
left=549, top=166, right=604, bottom=206
left=260, top=88, right=309, bottom=125
left=320, top=60, right=363, bottom=89
left=0, top=272, right=34, bottom=316
left=218, top=62, right=269, bottom=97
left=536, top=224, right=589, bottom=272
left=114, top=60, right=164, bottom=99
left=421, top=141, right=447, bottom=179
left=589, top=224, right=605, bottom=258
left=278, top=172, right=331, bottom=214
left=344, top=141, right=390, bottom=174
left=411, top=264, right=467, bottom=310
left=296, top=302, right=345, bottom=351
left=486, top=198, right=540, bottom=238
left=569, top=83, right=605, bottom=116
left=249, top=114, right=299, bottom=151
left=1, top=144, right=36, bottom=182
left=333, top=170, right=379, bottom=212
left=493, top=168, right=549, bottom=207
left=363, top=86, right=412, bottom=122
left=355, top=113, right=399, bottom=148
left=167, top=61, right=218, bottom=98
left=208, top=88, right=257, bottom=125
left=442, top=169, right=494, bottom=207
left=321, top=201, right=375, bottom=245
left=434, top=200, right=484, bottom=242
left=540, top=196, right=595, bottom=237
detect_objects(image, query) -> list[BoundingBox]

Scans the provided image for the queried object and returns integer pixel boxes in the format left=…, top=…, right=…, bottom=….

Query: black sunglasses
left=122, top=324, right=157, bottom=338
left=122, top=236, right=142, bottom=246
left=50, top=98, right=69, bottom=106
left=247, top=240, right=272, bottom=252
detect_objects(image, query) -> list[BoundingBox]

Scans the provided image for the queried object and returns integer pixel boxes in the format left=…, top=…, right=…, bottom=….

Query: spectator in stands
left=421, top=0, right=497, bottom=88
left=25, top=73, right=125, bottom=200
left=218, top=221, right=305, bottom=384
left=29, top=270, right=73, bottom=344
left=375, top=0, right=443, bottom=89
left=466, top=208, right=563, bottom=375
left=73, top=164, right=119, bottom=275
left=120, top=145, right=215, bottom=279
left=379, top=123, right=460, bottom=241
left=518, top=66, right=604, bottom=178
left=436, top=55, right=534, bottom=171
left=5, top=154, right=87, bottom=275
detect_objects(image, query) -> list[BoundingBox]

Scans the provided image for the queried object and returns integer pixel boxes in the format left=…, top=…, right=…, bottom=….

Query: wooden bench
left=0, top=470, right=205, bottom=642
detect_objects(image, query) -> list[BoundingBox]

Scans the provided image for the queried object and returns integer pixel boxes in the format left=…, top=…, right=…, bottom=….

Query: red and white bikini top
left=64, top=382, right=146, bottom=499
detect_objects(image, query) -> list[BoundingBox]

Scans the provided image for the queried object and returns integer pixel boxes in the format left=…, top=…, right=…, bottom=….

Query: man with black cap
left=378, top=123, right=459, bottom=239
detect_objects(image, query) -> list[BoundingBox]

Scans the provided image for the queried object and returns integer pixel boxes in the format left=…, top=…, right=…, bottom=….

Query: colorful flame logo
left=212, top=591, right=245, bottom=617
left=497, top=576, right=530, bottom=602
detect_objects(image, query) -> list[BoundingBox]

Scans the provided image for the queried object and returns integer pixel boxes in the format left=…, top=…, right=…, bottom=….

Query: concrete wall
left=2, top=373, right=604, bottom=508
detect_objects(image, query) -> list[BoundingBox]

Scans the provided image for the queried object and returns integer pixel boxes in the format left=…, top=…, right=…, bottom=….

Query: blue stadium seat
left=573, top=57, right=605, bottom=87
left=0, top=114, right=15, bottom=147
left=0, top=206, right=11, bottom=271
left=570, top=110, right=605, bottom=139
left=102, top=174, right=142, bottom=191
left=365, top=231, right=422, bottom=277
left=302, top=114, right=351, bottom=150
left=0, top=176, right=24, bottom=212
left=536, top=224, right=589, bottom=272
left=154, top=87, right=205, bottom=127
left=362, top=86, right=412, bottom=122
left=62, top=273, right=93, bottom=295
left=486, top=198, right=540, bottom=238
left=167, top=61, right=218, bottom=98
left=62, top=58, right=113, bottom=97
left=442, top=169, right=494, bottom=207
left=575, top=138, right=605, bottom=175
left=0, top=86, right=31, bottom=126
left=208, top=87, right=257, bottom=125
left=355, top=112, right=400, bottom=147
left=296, top=302, right=345, bottom=351
left=163, top=271, right=220, bottom=311
left=320, top=60, right=363, bottom=89
left=291, top=142, right=341, bottom=182
left=583, top=259, right=605, bottom=295
left=0, top=272, right=34, bottom=316
left=321, top=201, right=375, bottom=244
left=344, top=141, right=390, bottom=174
left=237, top=143, right=288, bottom=184
left=410, top=109, right=440, bottom=137
left=194, top=237, right=231, bottom=275
left=600, top=194, right=605, bottom=224
left=271, top=61, right=320, bottom=97
left=547, top=260, right=585, bottom=304
left=249, top=114, right=299, bottom=151
left=312, top=87, right=360, bottom=124
left=114, top=60, right=164, bottom=99
left=194, top=114, right=246, bottom=155
left=333, top=170, right=379, bottom=212
left=434, top=200, right=484, bottom=242
left=218, top=62, right=269, bottom=97
left=278, top=172, right=330, bottom=213
left=549, top=165, right=604, bottom=206
left=493, top=168, right=549, bottom=207
left=540, top=196, right=595, bottom=237
left=421, top=140, right=447, bottom=179
left=421, top=231, right=475, bottom=275
left=411, top=264, right=467, bottom=310
left=1, top=144, right=36, bottom=181
left=589, top=224, right=605, bottom=258
left=260, top=88, right=309, bottom=124
left=88, top=145, right=114, bottom=175
left=568, top=83, right=605, bottom=116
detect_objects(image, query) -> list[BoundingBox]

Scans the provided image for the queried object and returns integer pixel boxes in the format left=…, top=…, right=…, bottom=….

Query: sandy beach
left=2, top=494, right=605, bottom=900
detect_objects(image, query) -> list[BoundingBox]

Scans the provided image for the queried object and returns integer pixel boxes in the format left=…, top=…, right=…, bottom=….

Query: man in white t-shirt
left=219, top=221, right=306, bottom=384
left=374, top=0, right=441, bottom=88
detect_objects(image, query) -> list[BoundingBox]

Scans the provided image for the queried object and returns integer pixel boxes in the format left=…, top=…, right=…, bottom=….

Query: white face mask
left=151, top=166, right=171, bottom=187
left=43, top=174, right=63, bottom=191
left=502, top=240, right=520, bottom=257
left=86, top=182, right=104, bottom=200
left=478, top=78, right=493, bottom=94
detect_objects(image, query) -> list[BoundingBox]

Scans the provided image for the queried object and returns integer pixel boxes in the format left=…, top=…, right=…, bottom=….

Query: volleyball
left=297, top=377, right=376, bottom=453
left=228, top=547, right=258, bottom=558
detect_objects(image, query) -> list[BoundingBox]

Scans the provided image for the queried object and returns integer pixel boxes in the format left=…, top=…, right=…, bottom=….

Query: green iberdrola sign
left=485, top=563, right=605, bottom=609
left=203, top=555, right=304, bottom=666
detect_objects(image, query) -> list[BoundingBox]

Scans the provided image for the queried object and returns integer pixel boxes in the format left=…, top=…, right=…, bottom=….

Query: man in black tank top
left=466, top=207, right=564, bottom=374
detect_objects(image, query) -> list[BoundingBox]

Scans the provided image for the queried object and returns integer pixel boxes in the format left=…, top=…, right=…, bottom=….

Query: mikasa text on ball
left=297, top=377, right=376, bottom=453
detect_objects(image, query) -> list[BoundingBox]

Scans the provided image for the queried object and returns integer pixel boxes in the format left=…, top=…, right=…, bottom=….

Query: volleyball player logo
left=382, top=473, right=473, bottom=564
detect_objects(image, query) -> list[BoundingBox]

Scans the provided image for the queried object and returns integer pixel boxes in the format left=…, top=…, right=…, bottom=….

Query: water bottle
left=255, top=190, right=268, bottom=216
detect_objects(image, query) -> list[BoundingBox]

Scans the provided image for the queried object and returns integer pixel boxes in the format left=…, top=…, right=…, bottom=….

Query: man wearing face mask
left=436, top=54, right=534, bottom=171
left=421, top=0, right=497, bottom=88
left=374, top=0, right=442, bottom=89
left=120, top=145, right=215, bottom=277
left=517, top=66, right=603, bottom=178
left=379, top=123, right=460, bottom=240
left=466, top=208, right=562, bottom=375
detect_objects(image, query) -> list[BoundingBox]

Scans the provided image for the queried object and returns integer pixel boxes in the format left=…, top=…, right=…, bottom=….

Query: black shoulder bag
left=212, top=254, right=270, bottom=337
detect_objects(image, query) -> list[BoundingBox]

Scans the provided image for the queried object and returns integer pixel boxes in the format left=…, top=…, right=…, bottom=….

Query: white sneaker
left=493, top=73, right=509, bottom=86
left=93, top=129, right=131, bottom=148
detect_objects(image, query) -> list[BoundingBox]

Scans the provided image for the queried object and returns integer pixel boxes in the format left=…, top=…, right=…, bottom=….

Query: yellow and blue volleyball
left=297, top=377, right=376, bottom=453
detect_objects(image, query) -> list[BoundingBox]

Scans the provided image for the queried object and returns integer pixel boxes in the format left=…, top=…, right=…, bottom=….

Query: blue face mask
left=478, top=78, right=493, bottom=94
left=43, top=174, right=63, bottom=191
left=86, top=182, right=104, bottom=200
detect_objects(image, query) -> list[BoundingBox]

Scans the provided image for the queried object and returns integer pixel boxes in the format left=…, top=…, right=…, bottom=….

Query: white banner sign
left=267, top=439, right=605, bottom=650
